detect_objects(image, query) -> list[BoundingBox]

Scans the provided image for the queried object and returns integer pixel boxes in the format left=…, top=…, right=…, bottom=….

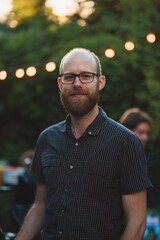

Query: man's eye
left=64, top=75, right=74, bottom=80
left=81, top=74, right=92, bottom=78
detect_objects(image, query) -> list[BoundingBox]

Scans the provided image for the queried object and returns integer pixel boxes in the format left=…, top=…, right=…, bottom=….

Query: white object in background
left=3, top=166, right=25, bottom=186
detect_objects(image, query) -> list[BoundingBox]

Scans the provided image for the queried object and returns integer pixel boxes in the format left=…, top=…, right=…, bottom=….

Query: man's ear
left=57, top=77, right=62, bottom=91
left=99, top=75, right=106, bottom=91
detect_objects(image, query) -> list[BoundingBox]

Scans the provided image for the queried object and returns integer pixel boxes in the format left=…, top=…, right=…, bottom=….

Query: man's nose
left=73, top=76, right=82, bottom=87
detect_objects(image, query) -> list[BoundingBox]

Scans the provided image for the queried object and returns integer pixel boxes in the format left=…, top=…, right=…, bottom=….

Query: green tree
left=0, top=0, right=160, bottom=167
left=10, top=0, right=47, bottom=23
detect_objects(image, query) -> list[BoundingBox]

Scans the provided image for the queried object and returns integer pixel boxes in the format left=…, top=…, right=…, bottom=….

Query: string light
left=146, top=33, right=156, bottom=43
left=104, top=48, right=115, bottom=58
left=124, top=41, right=135, bottom=51
left=15, top=68, right=25, bottom=78
left=26, top=66, right=37, bottom=77
left=0, top=32, right=158, bottom=80
left=0, top=70, right=7, bottom=80
left=45, top=62, right=56, bottom=72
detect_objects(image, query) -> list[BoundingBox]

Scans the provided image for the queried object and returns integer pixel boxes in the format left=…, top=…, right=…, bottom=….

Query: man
left=15, top=48, right=152, bottom=240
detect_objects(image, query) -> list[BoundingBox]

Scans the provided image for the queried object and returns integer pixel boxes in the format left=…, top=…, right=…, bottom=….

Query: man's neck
left=70, top=106, right=99, bottom=139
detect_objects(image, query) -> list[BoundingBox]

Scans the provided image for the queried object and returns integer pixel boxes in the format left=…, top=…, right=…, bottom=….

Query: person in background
left=119, top=108, right=154, bottom=203
left=119, top=107, right=152, bottom=148
left=15, top=48, right=152, bottom=240
left=10, top=150, right=36, bottom=233
left=119, top=108, right=160, bottom=237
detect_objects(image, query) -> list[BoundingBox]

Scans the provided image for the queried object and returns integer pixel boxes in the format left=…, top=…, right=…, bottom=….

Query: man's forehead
left=60, top=49, right=97, bottom=73
left=65, top=50, right=93, bottom=62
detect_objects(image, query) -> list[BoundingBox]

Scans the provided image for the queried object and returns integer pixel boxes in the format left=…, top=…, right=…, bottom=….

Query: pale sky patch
left=0, top=0, right=12, bottom=22
left=45, top=0, right=79, bottom=17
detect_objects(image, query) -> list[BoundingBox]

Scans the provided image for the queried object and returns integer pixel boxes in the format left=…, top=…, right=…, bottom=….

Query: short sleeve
left=29, top=132, right=46, bottom=184
left=118, top=134, right=152, bottom=195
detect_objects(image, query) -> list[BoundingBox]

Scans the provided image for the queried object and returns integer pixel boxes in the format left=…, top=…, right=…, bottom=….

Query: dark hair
left=119, top=107, right=152, bottom=131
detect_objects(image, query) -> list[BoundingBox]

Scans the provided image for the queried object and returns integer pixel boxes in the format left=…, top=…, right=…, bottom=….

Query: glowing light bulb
left=124, top=41, right=135, bottom=51
left=15, top=68, right=25, bottom=78
left=45, top=62, right=56, bottom=72
left=104, top=48, right=115, bottom=58
left=0, top=70, right=7, bottom=80
left=146, top=33, right=156, bottom=43
left=26, top=66, right=37, bottom=77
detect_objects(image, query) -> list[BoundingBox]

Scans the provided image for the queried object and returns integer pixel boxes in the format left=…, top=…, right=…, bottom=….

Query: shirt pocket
left=41, top=154, right=65, bottom=189
left=42, top=154, right=60, bottom=166
left=80, top=159, right=118, bottom=197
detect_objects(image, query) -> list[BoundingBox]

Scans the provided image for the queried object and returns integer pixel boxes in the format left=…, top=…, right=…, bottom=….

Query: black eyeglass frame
left=59, top=72, right=100, bottom=84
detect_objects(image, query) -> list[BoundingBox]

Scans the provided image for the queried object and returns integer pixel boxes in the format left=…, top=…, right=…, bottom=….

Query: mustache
left=69, top=90, right=88, bottom=95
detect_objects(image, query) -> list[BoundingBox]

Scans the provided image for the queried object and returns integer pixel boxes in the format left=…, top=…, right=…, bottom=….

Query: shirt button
left=58, top=231, right=62, bottom=235
left=70, top=165, right=74, bottom=169
left=61, top=209, right=65, bottom=213
left=75, top=142, right=78, bottom=146
left=88, top=131, right=92, bottom=135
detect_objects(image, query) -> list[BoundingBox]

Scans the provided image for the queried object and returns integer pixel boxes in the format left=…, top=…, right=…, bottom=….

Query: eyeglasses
left=59, top=72, right=99, bottom=84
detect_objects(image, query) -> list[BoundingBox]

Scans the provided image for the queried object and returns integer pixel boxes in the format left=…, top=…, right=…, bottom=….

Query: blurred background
left=0, top=0, right=160, bottom=238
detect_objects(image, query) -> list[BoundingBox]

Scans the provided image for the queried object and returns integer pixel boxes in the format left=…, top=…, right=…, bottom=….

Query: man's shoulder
left=38, top=120, right=66, bottom=141
left=99, top=108, right=138, bottom=139
left=106, top=116, right=132, bottom=134
left=104, top=116, right=140, bottom=142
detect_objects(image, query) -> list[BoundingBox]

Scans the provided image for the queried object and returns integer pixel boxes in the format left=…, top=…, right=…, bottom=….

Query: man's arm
left=120, top=190, right=147, bottom=240
left=15, top=182, right=46, bottom=240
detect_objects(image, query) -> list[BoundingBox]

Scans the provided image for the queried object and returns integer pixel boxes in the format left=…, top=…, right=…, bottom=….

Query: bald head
left=59, top=48, right=102, bottom=75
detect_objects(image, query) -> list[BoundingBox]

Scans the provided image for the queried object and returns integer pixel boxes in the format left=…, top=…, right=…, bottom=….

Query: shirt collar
left=85, top=107, right=108, bottom=136
left=59, top=107, right=108, bottom=136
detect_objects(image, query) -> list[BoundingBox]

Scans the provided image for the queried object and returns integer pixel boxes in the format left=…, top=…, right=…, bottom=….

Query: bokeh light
left=45, top=62, right=56, bottom=72
left=9, top=20, right=18, bottom=28
left=124, top=41, right=135, bottom=51
left=15, top=68, right=25, bottom=78
left=104, top=48, right=115, bottom=58
left=0, top=70, right=7, bottom=80
left=146, top=33, right=156, bottom=43
left=26, top=66, right=37, bottom=77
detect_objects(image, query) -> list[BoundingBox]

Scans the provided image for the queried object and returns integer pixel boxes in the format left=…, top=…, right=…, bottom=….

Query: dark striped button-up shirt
left=30, top=108, right=152, bottom=240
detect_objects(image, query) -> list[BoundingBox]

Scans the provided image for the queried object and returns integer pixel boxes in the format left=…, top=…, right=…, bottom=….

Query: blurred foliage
left=0, top=0, right=160, bottom=170
left=10, top=0, right=47, bottom=23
